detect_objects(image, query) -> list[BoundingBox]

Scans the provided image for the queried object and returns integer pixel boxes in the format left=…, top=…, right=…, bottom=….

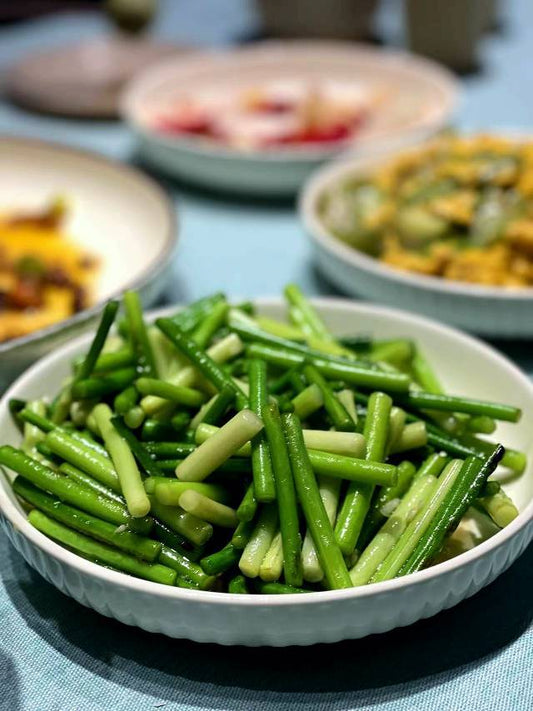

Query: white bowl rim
left=1, top=297, right=532, bottom=606
left=300, top=141, right=533, bottom=301
left=0, top=134, right=177, bottom=356
left=121, top=39, right=459, bottom=163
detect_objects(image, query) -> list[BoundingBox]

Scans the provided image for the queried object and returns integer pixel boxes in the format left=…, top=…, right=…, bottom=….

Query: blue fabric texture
left=1, top=532, right=531, bottom=710
left=0, top=1, right=532, bottom=708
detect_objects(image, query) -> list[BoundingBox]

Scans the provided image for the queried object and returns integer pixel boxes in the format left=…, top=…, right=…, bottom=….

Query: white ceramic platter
left=122, top=41, right=458, bottom=195
left=0, top=136, right=176, bottom=388
left=300, top=147, right=533, bottom=337
left=0, top=299, right=531, bottom=646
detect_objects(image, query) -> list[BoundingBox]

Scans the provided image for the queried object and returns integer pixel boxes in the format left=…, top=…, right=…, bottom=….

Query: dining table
left=0, top=1, right=531, bottom=709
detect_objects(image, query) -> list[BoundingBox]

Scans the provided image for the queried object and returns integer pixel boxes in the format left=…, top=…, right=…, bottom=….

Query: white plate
left=0, top=299, right=532, bottom=646
left=122, top=41, right=458, bottom=195
left=0, top=136, right=177, bottom=388
left=300, top=146, right=533, bottom=337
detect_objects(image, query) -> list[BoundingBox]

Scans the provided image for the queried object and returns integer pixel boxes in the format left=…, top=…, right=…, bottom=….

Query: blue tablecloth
left=0, top=1, right=531, bottom=709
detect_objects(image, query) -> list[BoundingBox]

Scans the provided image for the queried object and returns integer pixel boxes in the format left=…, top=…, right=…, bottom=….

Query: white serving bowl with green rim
left=0, top=299, right=532, bottom=646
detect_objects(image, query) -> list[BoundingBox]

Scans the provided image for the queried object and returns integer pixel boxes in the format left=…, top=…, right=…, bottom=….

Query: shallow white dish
left=0, top=298, right=532, bottom=646
left=300, top=147, right=533, bottom=337
left=0, top=136, right=176, bottom=388
left=122, top=41, right=458, bottom=195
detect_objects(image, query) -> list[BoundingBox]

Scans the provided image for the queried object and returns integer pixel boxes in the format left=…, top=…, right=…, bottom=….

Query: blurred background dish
left=0, top=195, right=100, bottom=342
left=0, top=136, right=176, bottom=388
left=122, top=41, right=458, bottom=195
left=301, top=133, right=533, bottom=337
left=5, top=39, right=186, bottom=119
left=4, top=0, right=191, bottom=119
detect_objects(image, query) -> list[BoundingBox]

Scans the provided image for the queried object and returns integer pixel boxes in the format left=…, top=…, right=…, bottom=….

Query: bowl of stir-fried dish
left=0, top=287, right=531, bottom=645
left=0, top=196, right=99, bottom=343
left=301, top=134, right=533, bottom=336
left=0, top=137, right=176, bottom=389
left=122, top=41, right=458, bottom=195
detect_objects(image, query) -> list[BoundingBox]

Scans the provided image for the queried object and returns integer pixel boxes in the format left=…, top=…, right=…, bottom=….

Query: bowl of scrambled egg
left=0, top=137, right=176, bottom=389
left=301, top=133, right=533, bottom=336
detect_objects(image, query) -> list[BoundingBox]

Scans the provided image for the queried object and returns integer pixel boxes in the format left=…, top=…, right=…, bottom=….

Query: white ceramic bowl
left=0, top=137, right=176, bottom=388
left=122, top=41, right=458, bottom=195
left=301, top=147, right=533, bottom=337
left=1, top=299, right=532, bottom=646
